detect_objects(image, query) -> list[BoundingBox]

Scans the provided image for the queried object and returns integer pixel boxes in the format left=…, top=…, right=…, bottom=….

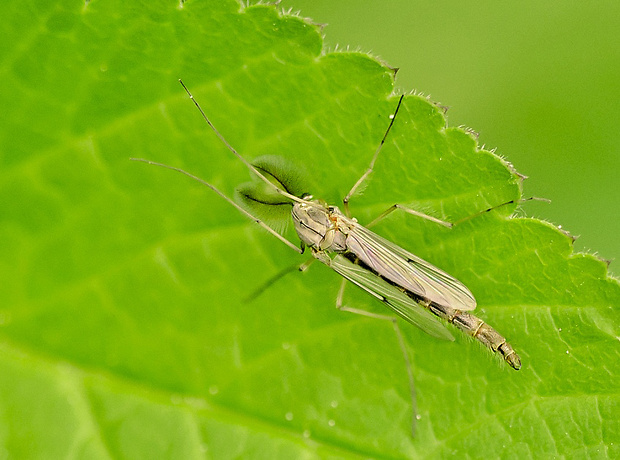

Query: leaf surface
left=0, top=1, right=618, bottom=458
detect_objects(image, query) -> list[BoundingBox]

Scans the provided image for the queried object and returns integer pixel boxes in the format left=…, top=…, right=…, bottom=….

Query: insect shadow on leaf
left=130, top=79, right=541, bottom=437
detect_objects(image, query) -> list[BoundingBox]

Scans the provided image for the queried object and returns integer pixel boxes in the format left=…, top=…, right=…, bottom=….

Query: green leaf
left=1, top=1, right=618, bottom=458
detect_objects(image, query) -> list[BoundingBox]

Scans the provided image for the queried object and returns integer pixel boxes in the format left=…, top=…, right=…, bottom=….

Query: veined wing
left=326, top=254, right=454, bottom=341
left=344, top=221, right=476, bottom=311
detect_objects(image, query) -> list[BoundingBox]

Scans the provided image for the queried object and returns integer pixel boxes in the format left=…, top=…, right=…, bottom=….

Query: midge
left=133, top=79, right=521, bottom=431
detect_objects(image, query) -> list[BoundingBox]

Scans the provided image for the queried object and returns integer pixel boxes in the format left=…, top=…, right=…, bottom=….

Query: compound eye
left=328, top=206, right=335, bottom=212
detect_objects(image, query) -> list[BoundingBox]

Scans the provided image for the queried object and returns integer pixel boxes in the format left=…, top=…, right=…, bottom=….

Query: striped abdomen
left=425, top=301, right=521, bottom=370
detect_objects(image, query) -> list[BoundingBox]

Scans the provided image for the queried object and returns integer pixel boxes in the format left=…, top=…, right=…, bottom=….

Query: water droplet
left=285, top=412, right=293, bottom=421
left=303, top=429, right=311, bottom=438
left=282, top=342, right=291, bottom=350
left=416, top=414, right=422, bottom=420
left=330, top=400, right=338, bottom=408
left=209, top=385, right=219, bottom=395
left=328, top=419, right=335, bottom=427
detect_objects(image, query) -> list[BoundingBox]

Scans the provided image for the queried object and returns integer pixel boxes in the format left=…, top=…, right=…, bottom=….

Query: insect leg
left=244, top=258, right=315, bottom=302
left=366, top=197, right=550, bottom=229
left=343, top=95, right=405, bottom=217
left=366, top=204, right=452, bottom=229
left=449, top=196, right=550, bottom=226
left=130, top=158, right=303, bottom=253
left=178, top=80, right=305, bottom=205
left=335, top=279, right=418, bottom=437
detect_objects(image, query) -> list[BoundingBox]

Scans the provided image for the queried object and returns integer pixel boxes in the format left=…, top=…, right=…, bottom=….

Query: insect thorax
left=291, top=201, right=351, bottom=252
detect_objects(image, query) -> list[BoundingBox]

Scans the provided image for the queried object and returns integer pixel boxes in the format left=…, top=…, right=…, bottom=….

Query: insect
left=133, top=80, right=522, bottom=434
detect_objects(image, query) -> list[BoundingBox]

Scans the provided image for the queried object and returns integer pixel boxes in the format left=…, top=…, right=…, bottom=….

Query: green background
left=0, top=0, right=618, bottom=458
left=282, top=0, right=620, bottom=264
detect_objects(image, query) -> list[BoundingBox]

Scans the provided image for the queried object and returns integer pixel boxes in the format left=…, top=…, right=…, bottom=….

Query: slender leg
left=130, top=158, right=303, bottom=254
left=449, top=196, right=550, bottom=226
left=178, top=80, right=303, bottom=205
left=366, top=203, right=452, bottom=229
left=245, top=258, right=315, bottom=302
left=343, top=95, right=405, bottom=217
left=335, top=279, right=418, bottom=437
left=366, top=196, right=550, bottom=229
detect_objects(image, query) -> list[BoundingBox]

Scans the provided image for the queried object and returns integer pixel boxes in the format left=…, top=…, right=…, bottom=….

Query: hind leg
left=335, top=279, right=418, bottom=437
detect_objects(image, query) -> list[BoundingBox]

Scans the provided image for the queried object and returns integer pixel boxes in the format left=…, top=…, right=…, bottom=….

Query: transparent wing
left=344, top=222, right=476, bottom=311
left=327, top=254, right=455, bottom=341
